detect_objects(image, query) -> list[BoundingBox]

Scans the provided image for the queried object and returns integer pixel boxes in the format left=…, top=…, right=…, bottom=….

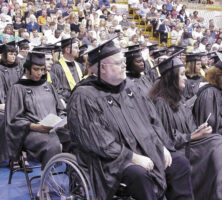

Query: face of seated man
left=100, top=52, right=126, bottom=86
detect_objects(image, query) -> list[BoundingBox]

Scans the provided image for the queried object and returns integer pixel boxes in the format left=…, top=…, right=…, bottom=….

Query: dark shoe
left=10, top=161, right=21, bottom=171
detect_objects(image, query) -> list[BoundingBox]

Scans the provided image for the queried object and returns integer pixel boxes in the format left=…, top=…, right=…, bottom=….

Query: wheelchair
left=39, top=153, right=134, bottom=200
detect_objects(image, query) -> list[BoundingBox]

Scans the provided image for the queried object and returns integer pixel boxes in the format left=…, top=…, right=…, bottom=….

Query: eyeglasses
left=101, top=58, right=126, bottom=66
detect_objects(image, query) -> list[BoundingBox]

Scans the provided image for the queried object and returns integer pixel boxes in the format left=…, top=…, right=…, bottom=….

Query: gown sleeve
left=154, top=97, right=190, bottom=149
left=193, top=87, right=222, bottom=134
left=5, top=85, right=32, bottom=159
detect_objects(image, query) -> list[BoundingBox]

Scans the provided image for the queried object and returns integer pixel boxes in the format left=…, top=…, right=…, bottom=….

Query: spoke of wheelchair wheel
left=47, top=181, right=62, bottom=197
left=49, top=169, right=66, bottom=195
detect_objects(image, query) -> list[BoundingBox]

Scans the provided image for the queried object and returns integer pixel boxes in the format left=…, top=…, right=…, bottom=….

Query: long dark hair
left=149, top=68, right=182, bottom=112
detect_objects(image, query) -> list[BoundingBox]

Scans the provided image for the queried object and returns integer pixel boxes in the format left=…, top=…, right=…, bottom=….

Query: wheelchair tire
left=40, top=153, right=94, bottom=200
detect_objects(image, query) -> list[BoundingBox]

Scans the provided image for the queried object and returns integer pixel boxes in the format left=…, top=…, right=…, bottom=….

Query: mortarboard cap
left=79, top=44, right=88, bottom=57
left=147, top=44, right=158, bottom=51
left=155, top=50, right=184, bottom=75
left=151, top=48, right=167, bottom=59
left=32, top=46, right=55, bottom=54
left=2, top=40, right=18, bottom=52
left=215, top=52, right=222, bottom=70
left=26, top=51, right=45, bottom=66
left=60, top=37, right=77, bottom=49
left=124, top=48, right=142, bottom=58
left=186, top=53, right=206, bottom=62
left=167, top=45, right=185, bottom=53
left=17, top=39, right=30, bottom=48
left=207, top=52, right=219, bottom=63
left=125, top=44, right=140, bottom=51
left=83, top=35, right=120, bottom=66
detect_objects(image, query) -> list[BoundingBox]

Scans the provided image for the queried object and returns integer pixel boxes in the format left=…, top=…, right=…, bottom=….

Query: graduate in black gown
left=193, top=52, right=222, bottom=134
left=183, top=53, right=205, bottom=101
left=125, top=48, right=152, bottom=95
left=52, top=38, right=85, bottom=103
left=67, top=38, right=194, bottom=200
left=5, top=52, right=63, bottom=173
left=0, top=41, right=24, bottom=162
left=32, top=46, right=63, bottom=99
left=149, top=52, right=222, bottom=200
left=0, top=40, right=24, bottom=103
left=143, top=44, right=160, bottom=84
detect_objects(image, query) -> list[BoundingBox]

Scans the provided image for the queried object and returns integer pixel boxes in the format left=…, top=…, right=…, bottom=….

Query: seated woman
left=183, top=53, right=205, bottom=101
left=193, top=52, right=222, bottom=134
left=125, top=47, right=152, bottom=94
left=0, top=40, right=24, bottom=103
left=5, top=52, right=63, bottom=177
left=149, top=52, right=222, bottom=200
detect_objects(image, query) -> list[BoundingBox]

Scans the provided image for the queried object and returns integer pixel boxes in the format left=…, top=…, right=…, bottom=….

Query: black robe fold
left=183, top=76, right=204, bottom=101
left=5, top=78, right=66, bottom=162
left=144, top=60, right=159, bottom=84
left=67, top=76, right=173, bottom=200
left=127, top=72, right=153, bottom=96
left=153, top=97, right=222, bottom=200
left=0, top=62, right=24, bottom=162
left=48, top=71, right=63, bottom=98
left=0, top=62, right=24, bottom=103
left=193, top=83, right=222, bottom=134
left=52, top=61, right=85, bottom=102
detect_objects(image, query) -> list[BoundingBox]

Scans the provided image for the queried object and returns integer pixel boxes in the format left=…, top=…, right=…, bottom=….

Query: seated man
left=67, top=38, right=194, bottom=200
left=52, top=38, right=85, bottom=104
left=5, top=52, right=64, bottom=173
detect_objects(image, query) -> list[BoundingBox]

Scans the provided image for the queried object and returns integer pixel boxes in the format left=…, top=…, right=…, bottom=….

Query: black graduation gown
left=48, top=71, right=63, bottom=98
left=127, top=72, right=153, bottom=96
left=0, top=110, right=7, bottom=162
left=183, top=76, right=204, bottom=101
left=193, top=83, right=222, bottom=134
left=67, top=76, right=172, bottom=200
left=154, top=97, right=222, bottom=200
left=0, top=62, right=24, bottom=162
left=144, top=60, right=159, bottom=84
left=0, top=62, right=24, bottom=103
left=52, top=60, right=85, bottom=103
left=0, top=71, right=5, bottom=104
left=5, top=78, right=65, bottom=164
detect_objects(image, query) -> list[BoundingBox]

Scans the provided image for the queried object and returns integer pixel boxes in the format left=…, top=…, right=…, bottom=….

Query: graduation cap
left=32, top=45, right=57, bottom=54
left=155, top=50, right=184, bottom=76
left=79, top=44, right=88, bottom=57
left=207, top=52, right=219, bottom=63
left=186, top=53, right=206, bottom=62
left=151, top=48, right=167, bottom=59
left=125, top=44, right=140, bottom=51
left=83, top=35, right=120, bottom=65
left=59, top=37, right=78, bottom=49
left=124, top=48, right=142, bottom=59
left=17, top=39, right=30, bottom=49
left=1, top=40, right=18, bottom=52
left=167, top=45, right=185, bottom=54
left=83, top=35, right=120, bottom=80
left=26, top=51, right=45, bottom=66
left=147, top=44, right=158, bottom=51
left=215, top=52, right=222, bottom=70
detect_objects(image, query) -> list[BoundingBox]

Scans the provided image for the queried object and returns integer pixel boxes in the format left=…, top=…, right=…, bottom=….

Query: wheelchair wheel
left=40, top=153, right=94, bottom=200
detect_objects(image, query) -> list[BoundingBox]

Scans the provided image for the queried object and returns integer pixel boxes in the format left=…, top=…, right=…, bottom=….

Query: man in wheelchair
left=67, top=37, right=194, bottom=200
